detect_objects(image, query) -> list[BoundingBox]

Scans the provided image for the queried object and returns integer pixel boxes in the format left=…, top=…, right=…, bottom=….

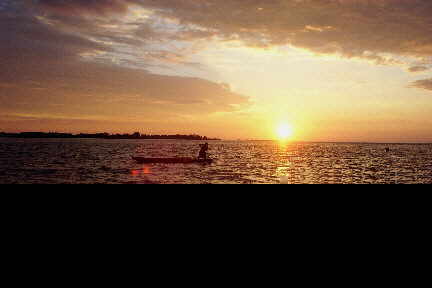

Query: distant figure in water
left=385, top=147, right=390, bottom=153
left=198, top=143, right=209, bottom=160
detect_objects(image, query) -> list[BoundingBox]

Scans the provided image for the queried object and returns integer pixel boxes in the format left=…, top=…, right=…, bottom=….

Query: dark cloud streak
left=36, top=0, right=129, bottom=16
left=408, top=66, right=430, bottom=73
left=411, top=78, right=432, bottom=92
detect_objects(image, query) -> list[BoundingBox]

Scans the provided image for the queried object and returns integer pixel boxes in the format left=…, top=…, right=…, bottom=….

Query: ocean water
left=0, top=138, right=431, bottom=184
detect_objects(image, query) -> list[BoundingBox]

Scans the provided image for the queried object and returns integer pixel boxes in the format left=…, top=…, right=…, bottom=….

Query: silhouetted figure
left=198, top=143, right=209, bottom=160
left=385, top=147, right=390, bottom=153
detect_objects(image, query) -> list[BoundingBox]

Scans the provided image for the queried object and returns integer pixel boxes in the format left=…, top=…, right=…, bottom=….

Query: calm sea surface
left=0, top=138, right=431, bottom=184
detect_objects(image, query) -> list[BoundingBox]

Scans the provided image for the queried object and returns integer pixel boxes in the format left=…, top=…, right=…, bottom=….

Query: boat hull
left=133, top=157, right=213, bottom=164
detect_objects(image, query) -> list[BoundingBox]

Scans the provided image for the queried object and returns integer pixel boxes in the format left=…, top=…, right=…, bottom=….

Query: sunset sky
left=1, top=0, right=432, bottom=142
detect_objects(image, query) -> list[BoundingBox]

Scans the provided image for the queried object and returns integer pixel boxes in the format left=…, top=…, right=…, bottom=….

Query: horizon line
left=1, top=131, right=431, bottom=144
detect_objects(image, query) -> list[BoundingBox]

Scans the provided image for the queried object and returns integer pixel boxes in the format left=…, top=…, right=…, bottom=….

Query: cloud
left=24, top=0, right=432, bottom=68
left=0, top=54, right=249, bottom=119
left=132, top=0, right=432, bottom=62
left=36, top=0, right=129, bottom=16
left=0, top=1, right=249, bottom=126
left=410, top=78, right=432, bottom=92
left=30, top=0, right=432, bottom=69
left=408, top=66, right=430, bottom=73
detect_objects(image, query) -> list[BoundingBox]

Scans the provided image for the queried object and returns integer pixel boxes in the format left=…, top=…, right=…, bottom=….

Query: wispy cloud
left=408, top=66, right=430, bottom=73
left=410, top=78, right=432, bottom=91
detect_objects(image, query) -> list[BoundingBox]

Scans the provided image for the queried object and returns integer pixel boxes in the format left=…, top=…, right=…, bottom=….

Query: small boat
left=132, top=157, right=213, bottom=164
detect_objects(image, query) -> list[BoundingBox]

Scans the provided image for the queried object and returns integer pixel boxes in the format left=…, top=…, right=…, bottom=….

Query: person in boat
left=198, top=143, right=209, bottom=160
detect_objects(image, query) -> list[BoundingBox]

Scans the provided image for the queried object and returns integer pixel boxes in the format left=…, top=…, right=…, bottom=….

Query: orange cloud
left=411, top=78, right=432, bottom=91
left=408, top=66, right=430, bottom=73
left=1, top=2, right=249, bottom=127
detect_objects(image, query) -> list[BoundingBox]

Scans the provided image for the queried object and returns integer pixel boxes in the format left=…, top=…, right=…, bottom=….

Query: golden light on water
left=277, top=123, right=294, bottom=140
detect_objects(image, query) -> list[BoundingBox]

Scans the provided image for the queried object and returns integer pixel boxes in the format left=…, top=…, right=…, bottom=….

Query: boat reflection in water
left=131, top=165, right=152, bottom=177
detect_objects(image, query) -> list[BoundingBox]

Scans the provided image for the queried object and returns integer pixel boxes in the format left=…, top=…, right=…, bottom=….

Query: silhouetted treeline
left=0, top=132, right=219, bottom=140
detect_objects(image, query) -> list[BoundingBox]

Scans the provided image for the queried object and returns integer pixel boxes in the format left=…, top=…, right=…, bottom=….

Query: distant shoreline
left=0, top=132, right=220, bottom=141
left=1, top=132, right=430, bottom=144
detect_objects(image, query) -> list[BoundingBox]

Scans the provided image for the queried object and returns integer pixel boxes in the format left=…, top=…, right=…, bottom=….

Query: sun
left=277, top=123, right=294, bottom=140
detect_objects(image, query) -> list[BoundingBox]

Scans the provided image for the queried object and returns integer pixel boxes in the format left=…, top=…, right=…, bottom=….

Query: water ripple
left=0, top=138, right=431, bottom=184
